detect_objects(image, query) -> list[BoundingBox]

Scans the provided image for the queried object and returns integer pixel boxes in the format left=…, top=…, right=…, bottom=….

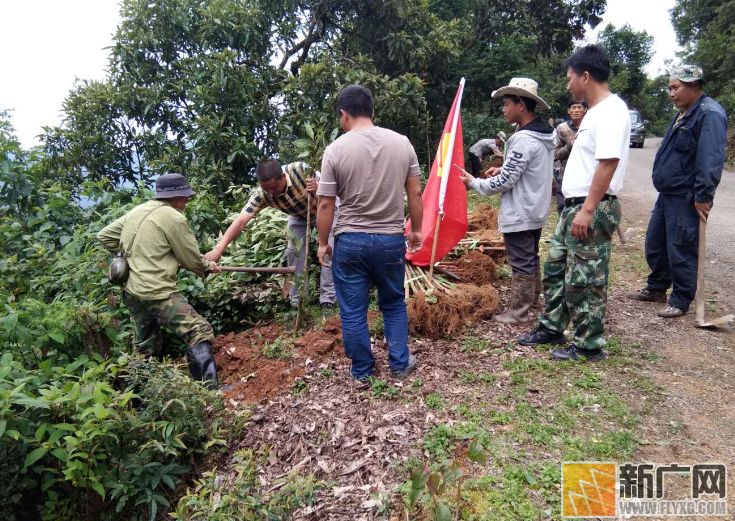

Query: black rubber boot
left=517, top=322, right=565, bottom=346
left=187, top=341, right=218, bottom=390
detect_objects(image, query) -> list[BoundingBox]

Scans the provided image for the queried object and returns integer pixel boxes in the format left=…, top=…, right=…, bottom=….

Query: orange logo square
left=562, top=462, right=617, bottom=517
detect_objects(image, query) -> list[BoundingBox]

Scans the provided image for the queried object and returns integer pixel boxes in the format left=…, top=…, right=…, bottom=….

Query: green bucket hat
left=670, top=64, right=704, bottom=84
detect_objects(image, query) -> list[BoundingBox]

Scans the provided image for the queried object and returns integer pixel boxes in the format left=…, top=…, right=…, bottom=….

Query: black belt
left=564, top=194, right=617, bottom=207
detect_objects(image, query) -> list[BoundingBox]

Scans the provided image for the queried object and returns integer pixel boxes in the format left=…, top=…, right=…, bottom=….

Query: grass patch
left=609, top=243, right=650, bottom=286
left=402, top=334, right=658, bottom=519
left=425, top=392, right=445, bottom=410
left=370, top=377, right=401, bottom=400
left=262, top=337, right=294, bottom=359
left=460, top=336, right=495, bottom=353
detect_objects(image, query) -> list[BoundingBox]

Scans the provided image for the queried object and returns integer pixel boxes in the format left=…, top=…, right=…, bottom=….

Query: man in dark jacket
left=628, top=65, right=728, bottom=318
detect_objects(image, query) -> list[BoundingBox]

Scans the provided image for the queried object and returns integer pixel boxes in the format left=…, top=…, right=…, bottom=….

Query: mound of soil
left=212, top=320, right=343, bottom=404
left=407, top=284, right=500, bottom=339
left=294, top=317, right=342, bottom=357
left=467, top=204, right=499, bottom=232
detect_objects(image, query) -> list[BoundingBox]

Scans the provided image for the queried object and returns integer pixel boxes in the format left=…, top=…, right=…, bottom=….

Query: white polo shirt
left=562, top=94, right=631, bottom=198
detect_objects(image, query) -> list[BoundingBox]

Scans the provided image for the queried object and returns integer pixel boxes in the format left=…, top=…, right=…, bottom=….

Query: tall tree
left=671, top=0, right=735, bottom=116
left=41, top=0, right=611, bottom=195
left=670, top=0, right=723, bottom=43
left=597, top=23, right=654, bottom=104
left=671, top=0, right=734, bottom=159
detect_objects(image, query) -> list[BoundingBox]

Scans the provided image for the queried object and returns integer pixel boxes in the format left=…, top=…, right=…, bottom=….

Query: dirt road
left=608, top=138, right=735, bottom=519
left=619, top=137, right=735, bottom=312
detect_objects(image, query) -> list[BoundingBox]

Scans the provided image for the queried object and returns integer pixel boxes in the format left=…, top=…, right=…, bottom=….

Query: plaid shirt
left=469, top=138, right=501, bottom=159
left=553, top=120, right=579, bottom=178
left=241, top=162, right=315, bottom=219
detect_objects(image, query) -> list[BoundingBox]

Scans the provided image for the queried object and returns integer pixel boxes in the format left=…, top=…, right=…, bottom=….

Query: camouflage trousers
left=122, top=292, right=214, bottom=355
left=539, top=198, right=621, bottom=351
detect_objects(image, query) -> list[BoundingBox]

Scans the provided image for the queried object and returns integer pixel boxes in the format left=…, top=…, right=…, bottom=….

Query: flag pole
left=428, top=213, right=442, bottom=279
left=429, top=78, right=465, bottom=281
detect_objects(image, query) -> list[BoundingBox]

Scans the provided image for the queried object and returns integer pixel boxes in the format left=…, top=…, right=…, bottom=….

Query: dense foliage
left=37, top=0, right=614, bottom=195
left=671, top=0, right=735, bottom=158
left=0, top=351, right=234, bottom=520
left=0, top=113, right=289, bottom=519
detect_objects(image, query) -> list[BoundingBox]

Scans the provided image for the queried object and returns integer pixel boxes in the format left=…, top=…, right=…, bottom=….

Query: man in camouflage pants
left=98, top=174, right=222, bottom=388
left=532, top=200, right=621, bottom=354
left=121, top=293, right=213, bottom=358
left=518, top=45, right=630, bottom=361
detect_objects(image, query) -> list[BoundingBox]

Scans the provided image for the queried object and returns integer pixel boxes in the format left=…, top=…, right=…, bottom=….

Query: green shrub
left=180, top=207, right=292, bottom=332
left=171, top=448, right=323, bottom=520
left=261, top=337, right=294, bottom=359
left=0, top=351, right=227, bottom=521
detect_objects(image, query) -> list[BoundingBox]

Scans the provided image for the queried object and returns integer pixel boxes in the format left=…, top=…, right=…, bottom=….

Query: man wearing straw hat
left=460, top=78, right=555, bottom=324
left=98, top=174, right=222, bottom=388
left=519, top=45, right=630, bottom=361
left=468, top=131, right=507, bottom=177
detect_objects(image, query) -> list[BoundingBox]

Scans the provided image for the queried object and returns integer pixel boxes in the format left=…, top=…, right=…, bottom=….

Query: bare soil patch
left=212, top=319, right=344, bottom=404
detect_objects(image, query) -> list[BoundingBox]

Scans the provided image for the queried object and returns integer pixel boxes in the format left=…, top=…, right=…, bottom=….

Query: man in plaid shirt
left=553, top=100, right=587, bottom=213
left=205, top=159, right=337, bottom=311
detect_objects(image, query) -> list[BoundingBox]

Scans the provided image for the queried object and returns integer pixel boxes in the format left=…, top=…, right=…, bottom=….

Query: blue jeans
left=332, top=233, right=410, bottom=378
left=644, top=194, right=699, bottom=311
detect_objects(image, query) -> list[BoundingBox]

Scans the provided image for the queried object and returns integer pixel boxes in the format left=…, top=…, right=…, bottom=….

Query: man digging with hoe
left=98, top=174, right=222, bottom=389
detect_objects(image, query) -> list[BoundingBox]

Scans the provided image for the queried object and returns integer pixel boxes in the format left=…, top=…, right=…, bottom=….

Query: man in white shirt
left=518, top=44, right=630, bottom=361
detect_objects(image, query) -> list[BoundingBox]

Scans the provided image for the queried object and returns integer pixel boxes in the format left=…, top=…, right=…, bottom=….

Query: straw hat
left=491, top=78, right=550, bottom=111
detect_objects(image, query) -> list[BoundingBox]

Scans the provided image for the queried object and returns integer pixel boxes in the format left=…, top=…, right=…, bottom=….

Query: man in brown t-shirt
left=316, top=85, right=424, bottom=381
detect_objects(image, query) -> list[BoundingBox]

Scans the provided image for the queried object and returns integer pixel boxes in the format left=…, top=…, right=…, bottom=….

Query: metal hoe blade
left=694, top=219, right=735, bottom=328
left=616, top=226, right=637, bottom=245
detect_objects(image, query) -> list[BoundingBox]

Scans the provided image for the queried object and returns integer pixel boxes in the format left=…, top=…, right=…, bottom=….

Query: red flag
left=406, top=80, right=467, bottom=266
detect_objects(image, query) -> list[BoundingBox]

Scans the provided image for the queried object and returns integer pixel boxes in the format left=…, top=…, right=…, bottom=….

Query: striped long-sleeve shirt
left=241, top=162, right=315, bottom=219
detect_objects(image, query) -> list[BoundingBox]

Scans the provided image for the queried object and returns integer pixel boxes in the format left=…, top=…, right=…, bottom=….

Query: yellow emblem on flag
left=435, top=133, right=451, bottom=178
left=562, top=462, right=617, bottom=517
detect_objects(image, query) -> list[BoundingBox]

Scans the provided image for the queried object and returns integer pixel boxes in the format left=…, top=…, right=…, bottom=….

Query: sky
left=0, top=0, right=682, bottom=150
left=585, top=0, right=682, bottom=76
left=0, top=0, right=121, bottom=149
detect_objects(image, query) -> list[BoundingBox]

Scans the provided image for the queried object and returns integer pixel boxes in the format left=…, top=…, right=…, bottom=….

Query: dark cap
left=155, top=174, right=195, bottom=199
